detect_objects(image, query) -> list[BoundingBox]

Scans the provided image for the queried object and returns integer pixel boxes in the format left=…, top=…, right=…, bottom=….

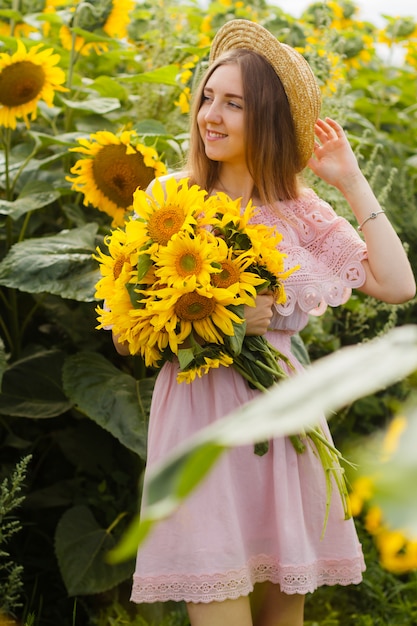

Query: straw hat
left=209, top=19, right=321, bottom=169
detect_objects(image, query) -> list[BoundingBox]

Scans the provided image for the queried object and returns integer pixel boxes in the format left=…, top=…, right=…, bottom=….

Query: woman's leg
left=251, top=582, right=305, bottom=626
left=187, top=596, right=253, bottom=626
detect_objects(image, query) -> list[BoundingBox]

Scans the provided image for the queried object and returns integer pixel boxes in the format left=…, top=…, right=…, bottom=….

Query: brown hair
left=186, top=49, right=302, bottom=205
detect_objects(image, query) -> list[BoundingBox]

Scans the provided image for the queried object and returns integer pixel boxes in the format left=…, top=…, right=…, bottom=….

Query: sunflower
left=103, top=0, right=134, bottom=38
left=94, top=227, right=133, bottom=303
left=147, top=282, right=245, bottom=346
left=95, top=257, right=136, bottom=331
left=177, top=351, right=234, bottom=384
left=244, top=223, right=298, bottom=303
left=67, top=130, right=167, bottom=226
left=0, top=40, right=67, bottom=129
left=153, top=230, right=222, bottom=290
left=132, top=177, right=208, bottom=250
left=211, top=239, right=264, bottom=305
left=210, top=191, right=257, bottom=234
left=118, top=305, right=169, bottom=366
left=0, top=19, right=37, bottom=39
left=60, top=0, right=134, bottom=56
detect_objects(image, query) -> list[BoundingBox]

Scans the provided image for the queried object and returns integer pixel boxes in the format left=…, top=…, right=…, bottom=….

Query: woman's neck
left=214, top=167, right=258, bottom=206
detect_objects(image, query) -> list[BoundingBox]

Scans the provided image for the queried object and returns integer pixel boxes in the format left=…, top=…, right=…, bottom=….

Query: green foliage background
left=0, top=0, right=416, bottom=624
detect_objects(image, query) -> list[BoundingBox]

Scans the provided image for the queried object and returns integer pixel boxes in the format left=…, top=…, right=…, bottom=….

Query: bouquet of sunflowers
left=94, top=176, right=297, bottom=387
left=94, top=177, right=352, bottom=528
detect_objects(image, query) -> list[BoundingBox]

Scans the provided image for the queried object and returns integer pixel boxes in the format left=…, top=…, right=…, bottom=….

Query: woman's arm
left=308, top=117, right=416, bottom=304
left=112, top=332, right=130, bottom=356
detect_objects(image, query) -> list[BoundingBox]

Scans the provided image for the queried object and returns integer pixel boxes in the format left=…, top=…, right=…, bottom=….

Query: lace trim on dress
left=130, top=554, right=365, bottom=603
left=250, top=190, right=367, bottom=316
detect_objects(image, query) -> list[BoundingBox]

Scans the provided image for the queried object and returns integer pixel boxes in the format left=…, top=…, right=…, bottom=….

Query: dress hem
left=130, top=554, right=366, bottom=604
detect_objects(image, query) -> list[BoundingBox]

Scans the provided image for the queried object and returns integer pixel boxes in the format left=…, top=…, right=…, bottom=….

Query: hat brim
left=209, top=19, right=321, bottom=169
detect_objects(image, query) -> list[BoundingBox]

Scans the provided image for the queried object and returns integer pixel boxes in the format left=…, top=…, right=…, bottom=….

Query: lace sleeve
left=254, top=189, right=368, bottom=319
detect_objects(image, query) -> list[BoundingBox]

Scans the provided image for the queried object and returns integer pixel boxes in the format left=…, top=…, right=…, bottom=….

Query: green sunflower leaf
left=60, top=97, right=121, bottom=114
left=0, top=224, right=99, bottom=302
left=178, top=347, right=195, bottom=370
left=55, top=505, right=134, bottom=597
left=120, top=65, right=179, bottom=86
left=0, top=350, right=72, bottom=418
left=0, top=182, right=61, bottom=220
left=62, top=352, right=152, bottom=457
left=137, top=253, right=153, bottom=282
left=225, top=304, right=246, bottom=356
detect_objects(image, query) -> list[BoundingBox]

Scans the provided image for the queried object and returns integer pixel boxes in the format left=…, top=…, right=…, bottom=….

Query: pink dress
left=131, top=189, right=367, bottom=603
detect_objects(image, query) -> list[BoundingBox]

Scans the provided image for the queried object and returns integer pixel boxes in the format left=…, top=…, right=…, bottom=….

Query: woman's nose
left=204, top=101, right=221, bottom=124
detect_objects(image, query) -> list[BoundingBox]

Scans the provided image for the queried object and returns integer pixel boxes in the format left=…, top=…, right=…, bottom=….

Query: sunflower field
left=0, top=0, right=417, bottom=624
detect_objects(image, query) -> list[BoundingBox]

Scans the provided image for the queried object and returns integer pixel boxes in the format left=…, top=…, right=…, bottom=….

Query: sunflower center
left=211, top=260, right=239, bottom=288
left=175, top=292, right=215, bottom=321
left=148, top=206, right=185, bottom=245
left=177, top=252, right=201, bottom=275
left=0, top=61, right=45, bottom=107
left=113, top=255, right=126, bottom=280
left=92, top=144, right=155, bottom=209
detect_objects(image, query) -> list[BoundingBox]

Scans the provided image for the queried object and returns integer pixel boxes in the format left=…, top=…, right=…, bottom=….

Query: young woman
left=114, top=19, right=415, bottom=626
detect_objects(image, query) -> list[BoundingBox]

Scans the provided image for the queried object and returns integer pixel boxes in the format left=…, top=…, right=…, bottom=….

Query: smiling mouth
left=207, top=130, right=227, bottom=139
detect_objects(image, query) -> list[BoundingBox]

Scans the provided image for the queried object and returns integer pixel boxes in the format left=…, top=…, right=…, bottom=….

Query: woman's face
left=197, top=63, right=246, bottom=167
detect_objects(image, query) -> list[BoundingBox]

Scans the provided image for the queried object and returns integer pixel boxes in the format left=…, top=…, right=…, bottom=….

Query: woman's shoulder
left=279, top=186, right=337, bottom=221
left=146, top=171, right=190, bottom=193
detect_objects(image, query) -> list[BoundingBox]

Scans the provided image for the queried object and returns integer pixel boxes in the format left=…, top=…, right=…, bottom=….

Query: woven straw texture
left=209, top=19, right=322, bottom=169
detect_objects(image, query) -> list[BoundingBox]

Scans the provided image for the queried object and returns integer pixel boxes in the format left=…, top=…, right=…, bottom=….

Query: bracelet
left=357, top=210, right=385, bottom=232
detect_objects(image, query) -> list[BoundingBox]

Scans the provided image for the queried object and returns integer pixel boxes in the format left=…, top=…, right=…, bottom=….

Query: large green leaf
left=120, top=65, right=179, bottom=86
left=28, top=130, right=87, bottom=149
left=0, top=181, right=61, bottom=219
left=62, top=352, right=153, bottom=457
left=55, top=505, right=134, bottom=596
left=0, top=337, right=7, bottom=389
left=0, top=224, right=99, bottom=301
left=0, top=350, right=72, bottom=418
left=109, top=325, right=417, bottom=561
left=60, top=97, right=121, bottom=114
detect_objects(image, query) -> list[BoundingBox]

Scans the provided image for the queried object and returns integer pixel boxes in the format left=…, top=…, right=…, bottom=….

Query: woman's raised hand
left=308, top=117, right=361, bottom=191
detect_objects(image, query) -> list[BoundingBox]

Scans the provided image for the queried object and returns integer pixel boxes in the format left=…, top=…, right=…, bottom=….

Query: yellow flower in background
left=67, top=130, right=167, bottom=226
left=376, top=528, right=417, bottom=574
left=59, top=25, right=108, bottom=56
left=0, top=40, right=67, bottom=129
left=199, top=34, right=211, bottom=47
left=350, top=414, right=417, bottom=574
left=405, top=40, right=417, bottom=68
left=60, top=0, right=134, bottom=55
left=381, top=415, right=407, bottom=461
left=201, top=15, right=212, bottom=34
left=364, top=504, right=383, bottom=535
left=0, top=19, right=37, bottom=38
left=0, top=610, right=21, bottom=625
left=103, top=0, right=134, bottom=38
left=175, top=87, right=191, bottom=114
left=348, top=475, right=375, bottom=516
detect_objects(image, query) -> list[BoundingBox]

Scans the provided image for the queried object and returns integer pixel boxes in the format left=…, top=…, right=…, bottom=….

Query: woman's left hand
left=308, top=117, right=360, bottom=190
